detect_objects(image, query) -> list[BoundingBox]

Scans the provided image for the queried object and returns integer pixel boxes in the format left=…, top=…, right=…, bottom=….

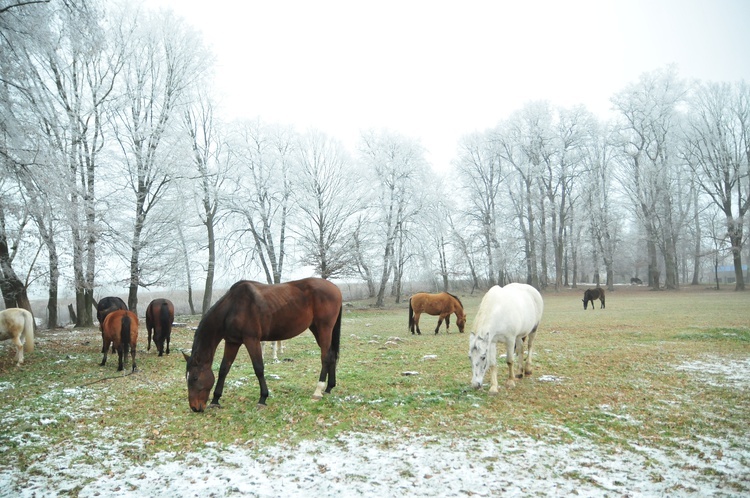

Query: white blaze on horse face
left=469, top=333, right=489, bottom=389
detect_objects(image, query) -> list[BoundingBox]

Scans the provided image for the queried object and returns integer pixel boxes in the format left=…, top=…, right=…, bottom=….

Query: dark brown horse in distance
left=146, top=298, right=174, bottom=356
left=184, top=278, right=342, bottom=411
left=409, top=292, right=467, bottom=335
left=583, top=288, right=605, bottom=310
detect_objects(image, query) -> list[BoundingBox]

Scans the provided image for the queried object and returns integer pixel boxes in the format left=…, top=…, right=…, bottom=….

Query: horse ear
left=182, top=351, right=191, bottom=363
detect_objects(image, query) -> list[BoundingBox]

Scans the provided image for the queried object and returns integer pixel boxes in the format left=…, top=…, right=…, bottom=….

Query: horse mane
left=446, top=292, right=463, bottom=307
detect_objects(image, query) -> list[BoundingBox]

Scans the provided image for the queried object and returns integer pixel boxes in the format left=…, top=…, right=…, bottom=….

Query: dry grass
left=1, top=285, right=748, bottom=466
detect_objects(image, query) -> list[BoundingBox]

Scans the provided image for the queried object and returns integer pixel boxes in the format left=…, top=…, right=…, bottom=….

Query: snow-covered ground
left=1, top=427, right=748, bottom=497
left=1, top=356, right=748, bottom=497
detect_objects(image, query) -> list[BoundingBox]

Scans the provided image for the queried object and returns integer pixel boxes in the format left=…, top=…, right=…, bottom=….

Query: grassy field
left=0, top=285, right=748, bottom=492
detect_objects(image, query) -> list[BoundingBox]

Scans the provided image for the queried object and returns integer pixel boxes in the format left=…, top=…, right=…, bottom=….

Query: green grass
left=0, top=286, right=748, bottom=464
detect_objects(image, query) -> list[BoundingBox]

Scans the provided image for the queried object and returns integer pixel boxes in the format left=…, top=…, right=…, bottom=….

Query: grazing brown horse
left=183, top=278, right=342, bottom=411
left=582, top=288, right=605, bottom=310
left=101, top=309, right=139, bottom=372
left=409, top=292, right=466, bottom=335
left=0, top=308, right=34, bottom=366
left=146, top=298, right=174, bottom=356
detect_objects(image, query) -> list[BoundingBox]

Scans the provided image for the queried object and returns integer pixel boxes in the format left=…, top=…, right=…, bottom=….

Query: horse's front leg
left=210, top=342, right=242, bottom=408
left=444, top=314, right=451, bottom=334
left=244, top=339, right=269, bottom=407
left=488, top=342, right=500, bottom=395
left=434, top=315, right=445, bottom=335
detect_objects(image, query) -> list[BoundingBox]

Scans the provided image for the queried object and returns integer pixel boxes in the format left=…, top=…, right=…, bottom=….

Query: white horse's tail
left=22, top=310, right=34, bottom=353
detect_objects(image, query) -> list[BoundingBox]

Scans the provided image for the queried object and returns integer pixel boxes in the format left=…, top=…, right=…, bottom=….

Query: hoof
left=311, top=394, right=323, bottom=401
left=488, top=389, right=499, bottom=396
left=256, top=403, right=267, bottom=410
left=209, top=402, right=222, bottom=409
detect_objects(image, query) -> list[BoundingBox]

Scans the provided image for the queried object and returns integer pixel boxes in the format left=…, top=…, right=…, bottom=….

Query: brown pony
left=96, top=296, right=127, bottom=353
left=183, top=278, right=342, bottom=411
left=146, top=298, right=174, bottom=356
left=409, top=292, right=466, bottom=335
left=101, top=309, right=139, bottom=372
left=583, top=288, right=605, bottom=310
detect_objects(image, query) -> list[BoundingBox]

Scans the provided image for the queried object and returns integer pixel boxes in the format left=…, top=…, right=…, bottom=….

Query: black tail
left=159, top=302, right=171, bottom=334
left=330, top=305, right=342, bottom=364
left=121, top=314, right=131, bottom=358
left=408, top=298, right=414, bottom=333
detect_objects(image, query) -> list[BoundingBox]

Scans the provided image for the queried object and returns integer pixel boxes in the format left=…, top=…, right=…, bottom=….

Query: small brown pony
left=183, top=278, right=342, bottom=411
left=100, top=309, right=139, bottom=372
left=0, top=308, right=34, bottom=366
left=146, top=298, right=174, bottom=356
left=96, top=296, right=127, bottom=353
left=582, top=288, right=605, bottom=310
left=409, top=292, right=466, bottom=335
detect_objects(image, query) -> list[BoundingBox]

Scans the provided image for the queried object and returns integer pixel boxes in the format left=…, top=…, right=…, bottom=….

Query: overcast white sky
left=146, top=0, right=750, bottom=172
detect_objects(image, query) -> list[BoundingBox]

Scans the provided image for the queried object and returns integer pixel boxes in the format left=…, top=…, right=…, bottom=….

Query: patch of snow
left=0, top=430, right=747, bottom=497
left=676, top=355, right=750, bottom=389
left=537, top=375, right=563, bottom=383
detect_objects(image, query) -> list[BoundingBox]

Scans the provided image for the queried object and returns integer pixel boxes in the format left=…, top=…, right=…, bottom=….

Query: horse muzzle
left=189, top=401, right=206, bottom=413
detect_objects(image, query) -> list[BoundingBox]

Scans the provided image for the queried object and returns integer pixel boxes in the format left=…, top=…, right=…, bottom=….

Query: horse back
left=222, top=278, right=342, bottom=342
left=103, top=309, right=139, bottom=345
left=473, top=285, right=540, bottom=340
left=410, top=292, right=460, bottom=315
left=0, top=308, right=33, bottom=342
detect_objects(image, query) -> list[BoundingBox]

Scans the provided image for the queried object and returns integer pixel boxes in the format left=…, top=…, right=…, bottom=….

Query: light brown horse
left=0, top=308, right=34, bottom=366
left=183, top=278, right=342, bottom=411
left=409, top=292, right=466, bottom=335
left=101, top=310, right=139, bottom=372
left=145, top=298, right=174, bottom=356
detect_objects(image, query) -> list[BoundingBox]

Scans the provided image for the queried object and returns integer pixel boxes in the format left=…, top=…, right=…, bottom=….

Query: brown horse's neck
left=190, top=306, right=226, bottom=366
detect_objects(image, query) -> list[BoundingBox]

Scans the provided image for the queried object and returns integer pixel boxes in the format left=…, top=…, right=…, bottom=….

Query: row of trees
left=1, top=1, right=747, bottom=328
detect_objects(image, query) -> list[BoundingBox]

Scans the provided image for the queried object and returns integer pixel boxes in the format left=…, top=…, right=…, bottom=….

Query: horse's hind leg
left=100, top=340, right=110, bottom=366
left=523, top=330, right=536, bottom=377
left=130, top=343, right=137, bottom=372
left=116, top=346, right=124, bottom=371
left=504, top=340, right=517, bottom=389
left=414, top=313, right=422, bottom=335
left=12, top=334, right=24, bottom=365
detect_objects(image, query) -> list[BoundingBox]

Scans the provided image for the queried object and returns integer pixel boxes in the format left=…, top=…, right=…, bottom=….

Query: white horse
left=263, top=340, right=284, bottom=362
left=469, top=283, right=543, bottom=394
left=0, top=308, right=35, bottom=366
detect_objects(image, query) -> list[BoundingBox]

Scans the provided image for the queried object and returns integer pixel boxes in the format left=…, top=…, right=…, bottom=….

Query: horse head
left=456, top=311, right=467, bottom=333
left=469, top=332, right=490, bottom=389
left=183, top=351, right=215, bottom=413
